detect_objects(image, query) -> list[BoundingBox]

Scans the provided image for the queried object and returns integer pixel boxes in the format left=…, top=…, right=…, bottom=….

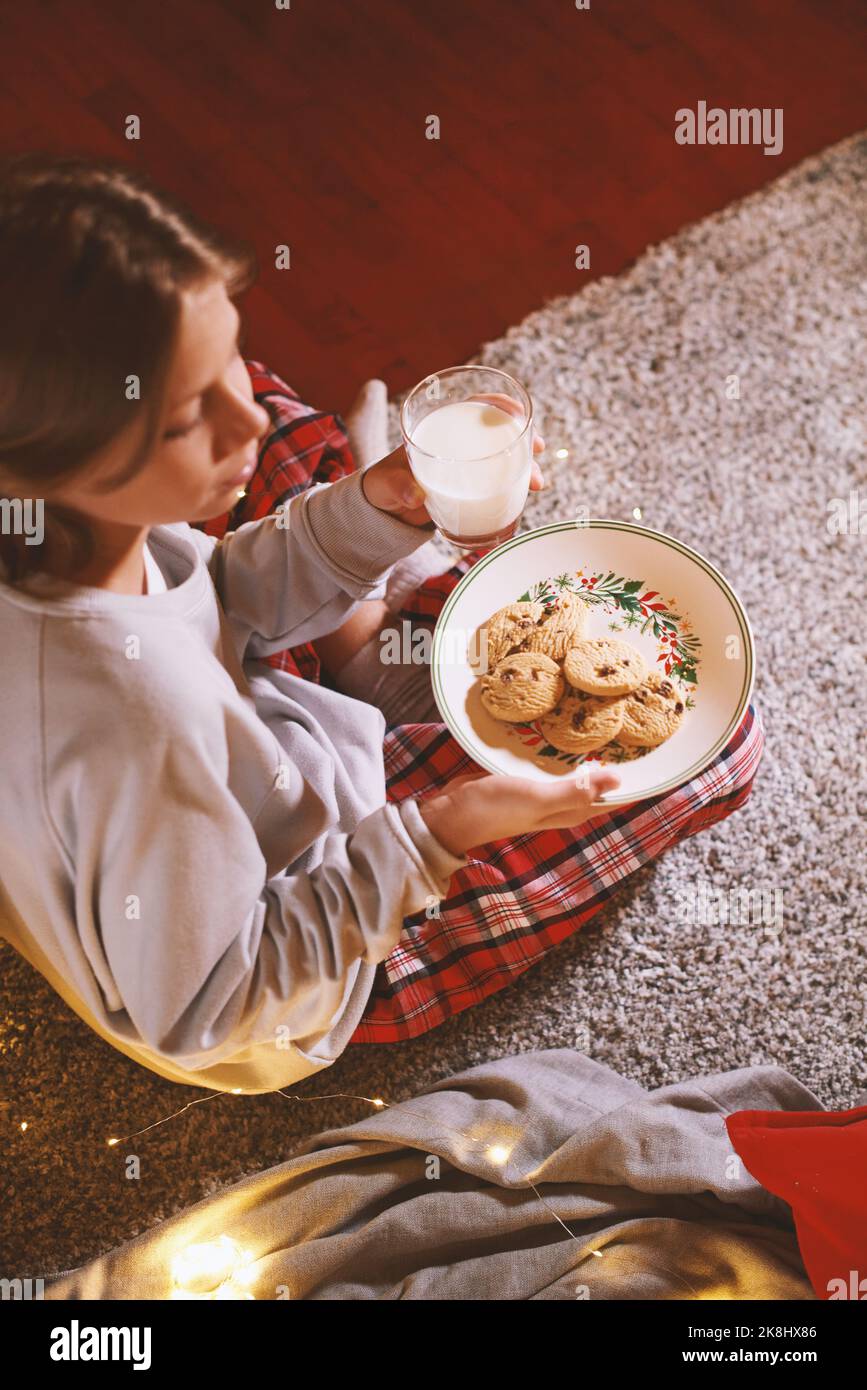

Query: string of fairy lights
left=16, top=1082, right=704, bottom=1300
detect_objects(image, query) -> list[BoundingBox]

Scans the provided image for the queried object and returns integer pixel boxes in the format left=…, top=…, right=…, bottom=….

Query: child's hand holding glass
left=362, top=395, right=547, bottom=534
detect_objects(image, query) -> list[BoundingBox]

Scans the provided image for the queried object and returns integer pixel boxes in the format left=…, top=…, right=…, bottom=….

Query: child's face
left=49, top=278, right=271, bottom=527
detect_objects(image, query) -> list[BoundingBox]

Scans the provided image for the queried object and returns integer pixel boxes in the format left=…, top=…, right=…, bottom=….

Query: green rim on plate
left=431, top=519, right=755, bottom=804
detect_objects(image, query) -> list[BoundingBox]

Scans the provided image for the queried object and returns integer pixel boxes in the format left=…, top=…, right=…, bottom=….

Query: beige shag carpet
left=2, top=133, right=865, bottom=1278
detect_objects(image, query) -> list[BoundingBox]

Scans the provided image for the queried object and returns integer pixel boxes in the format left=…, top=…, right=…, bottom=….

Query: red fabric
left=354, top=706, right=761, bottom=1040
left=726, top=1106, right=867, bottom=1300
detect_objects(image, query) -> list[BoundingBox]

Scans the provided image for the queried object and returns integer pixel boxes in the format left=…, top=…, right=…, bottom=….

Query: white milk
left=408, top=400, right=530, bottom=539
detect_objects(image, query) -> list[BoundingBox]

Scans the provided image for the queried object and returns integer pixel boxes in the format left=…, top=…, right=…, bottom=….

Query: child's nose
left=224, top=397, right=269, bottom=453
left=249, top=401, right=270, bottom=439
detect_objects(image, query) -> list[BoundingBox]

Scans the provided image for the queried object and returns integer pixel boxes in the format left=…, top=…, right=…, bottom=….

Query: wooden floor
left=1, top=0, right=867, bottom=406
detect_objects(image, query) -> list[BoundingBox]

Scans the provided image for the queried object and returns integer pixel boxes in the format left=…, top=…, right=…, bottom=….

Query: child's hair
left=0, top=153, right=257, bottom=583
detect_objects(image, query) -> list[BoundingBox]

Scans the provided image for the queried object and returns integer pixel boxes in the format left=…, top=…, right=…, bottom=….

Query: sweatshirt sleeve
left=64, top=705, right=465, bottom=1076
left=190, top=469, right=436, bottom=661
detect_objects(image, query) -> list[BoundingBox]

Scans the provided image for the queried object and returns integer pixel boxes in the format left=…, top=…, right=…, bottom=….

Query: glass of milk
left=400, top=366, right=534, bottom=549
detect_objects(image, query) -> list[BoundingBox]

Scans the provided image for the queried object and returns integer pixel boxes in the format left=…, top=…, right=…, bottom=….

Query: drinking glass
left=400, top=365, right=534, bottom=550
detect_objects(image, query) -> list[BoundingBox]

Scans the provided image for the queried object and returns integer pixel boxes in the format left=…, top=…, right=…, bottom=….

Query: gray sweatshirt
left=0, top=470, right=468, bottom=1093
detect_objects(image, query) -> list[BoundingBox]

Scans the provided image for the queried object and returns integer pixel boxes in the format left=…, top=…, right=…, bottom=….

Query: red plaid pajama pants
left=197, top=362, right=765, bottom=1045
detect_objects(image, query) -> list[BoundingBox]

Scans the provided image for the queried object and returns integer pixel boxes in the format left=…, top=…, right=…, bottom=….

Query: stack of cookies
left=475, top=596, right=686, bottom=756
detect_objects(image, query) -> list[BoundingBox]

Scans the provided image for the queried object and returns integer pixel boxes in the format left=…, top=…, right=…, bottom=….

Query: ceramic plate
left=431, top=520, right=755, bottom=806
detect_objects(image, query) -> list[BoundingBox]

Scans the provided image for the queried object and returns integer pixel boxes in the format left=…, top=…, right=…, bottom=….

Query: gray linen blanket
left=46, top=1050, right=815, bottom=1300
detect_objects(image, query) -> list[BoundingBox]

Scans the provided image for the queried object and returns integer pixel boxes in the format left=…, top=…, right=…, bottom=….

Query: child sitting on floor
left=0, top=156, right=763, bottom=1092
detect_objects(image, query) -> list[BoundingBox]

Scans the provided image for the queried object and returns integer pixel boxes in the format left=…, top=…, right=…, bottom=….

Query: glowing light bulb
left=487, top=1144, right=510, bottom=1165
left=234, top=1255, right=257, bottom=1287
left=107, top=1137, right=120, bottom=1147
left=632, top=507, right=642, bottom=520
left=555, top=448, right=569, bottom=459
left=19, top=1122, right=28, bottom=1133
left=371, top=1097, right=385, bottom=1109
left=171, top=1234, right=242, bottom=1294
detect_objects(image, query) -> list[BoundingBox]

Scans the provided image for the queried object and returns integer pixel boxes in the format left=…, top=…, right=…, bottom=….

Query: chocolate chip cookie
left=480, top=652, right=565, bottom=723
left=520, top=593, right=589, bottom=661
left=563, top=636, right=647, bottom=697
left=474, top=600, right=544, bottom=672
left=538, top=689, right=625, bottom=753
left=616, top=672, right=686, bottom=747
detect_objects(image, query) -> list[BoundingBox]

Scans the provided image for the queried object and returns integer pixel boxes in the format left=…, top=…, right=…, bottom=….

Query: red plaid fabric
left=195, top=362, right=765, bottom=1045
left=196, top=360, right=355, bottom=686
left=357, top=705, right=762, bottom=1041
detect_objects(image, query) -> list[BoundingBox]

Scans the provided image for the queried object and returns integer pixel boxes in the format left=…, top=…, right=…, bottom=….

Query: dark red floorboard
left=1, top=0, right=866, bottom=406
